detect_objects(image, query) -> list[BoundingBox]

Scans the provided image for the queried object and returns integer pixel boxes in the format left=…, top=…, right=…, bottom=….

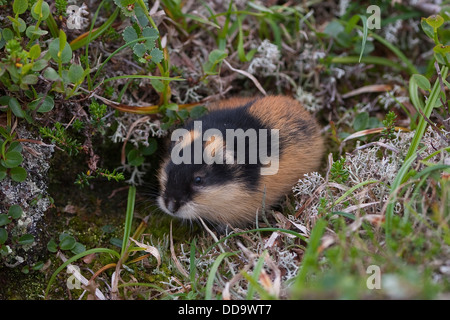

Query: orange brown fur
left=207, top=96, right=323, bottom=225
left=158, top=95, right=324, bottom=227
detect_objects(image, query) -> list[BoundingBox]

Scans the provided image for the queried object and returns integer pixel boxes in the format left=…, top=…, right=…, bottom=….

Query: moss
left=0, top=267, right=48, bottom=299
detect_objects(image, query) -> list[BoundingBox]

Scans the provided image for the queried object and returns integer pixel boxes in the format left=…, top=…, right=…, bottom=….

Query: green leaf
left=0, top=96, right=11, bottom=106
left=0, top=166, right=6, bottom=181
left=9, top=205, right=23, bottom=219
left=426, top=14, right=444, bottom=30
left=110, top=237, right=123, bottom=248
left=324, top=20, right=344, bottom=39
left=134, top=4, right=148, bottom=26
left=49, top=38, right=73, bottom=64
left=132, top=43, right=146, bottom=58
left=47, top=239, right=58, bottom=252
left=32, top=261, right=44, bottom=271
left=8, top=98, right=25, bottom=118
left=0, top=214, right=12, bottom=227
left=22, top=74, right=38, bottom=85
left=0, top=228, right=7, bottom=244
left=68, top=64, right=85, bottom=84
left=166, top=103, right=178, bottom=111
left=32, top=59, right=48, bottom=71
left=13, top=0, right=28, bottom=15
left=421, top=18, right=435, bottom=39
left=10, top=166, right=27, bottom=182
left=412, top=74, right=431, bottom=91
left=142, top=138, right=157, bottom=156
left=15, top=18, right=27, bottom=33
left=59, top=30, right=67, bottom=53
left=18, top=234, right=35, bottom=245
left=2, top=28, right=14, bottom=41
left=43, top=67, right=60, bottom=81
left=150, top=79, right=164, bottom=93
left=127, top=149, right=144, bottom=167
left=433, top=44, right=450, bottom=54
left=115, top=0, right=137, bottom=16
left=3, top=151, right=23, bottom=168
left=190, top=105, right=208, bottom=119
left=353, top=112, right=369, bottom=131
left=8, top=141, right=22, bottom=153
left=71, top=242, right=86, bottom=255
left=29, top=44, right=41, bottom=60
left=26, top=24, right=49, bottom=39
left=29, top=95, right=54, bottom=113
left=31, top=0, right=50, bottom=20
left=60, top=235, right=76, bottom=250
left=122, top=26, right=138, bottom=43
left=208, top=49, right=228, bottom=64
left=142, top=27, right=158, bottom=49
left=150, top=48, right=163, bottom=64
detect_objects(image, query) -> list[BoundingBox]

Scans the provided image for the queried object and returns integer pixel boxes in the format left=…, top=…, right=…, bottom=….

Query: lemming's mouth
left=157, top=196, right=198, bottom=220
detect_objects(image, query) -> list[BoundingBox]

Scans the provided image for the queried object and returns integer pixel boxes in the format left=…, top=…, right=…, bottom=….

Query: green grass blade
left=384, top=152, right=419, bottom=246
left=246, top=250, right=267, bottom=300
left=121, top=186, right=136, bottom=258
left=293, top=219, right=327, bottom=289
left=84, top=0, right=106, bottom=90
left=331, top=56, right=406, bottom=71
left=45, top=12, right=59, bottom=38
left=358, top=14, right=368, bottom=62
left=45, top=248, right=120, bottom=298
left=340, top=20, right=419, bottom=75
left=205, top=252, right=236, bottom=300
left=189, top=237, right=197, bottom=289
left=405, top=66, right=448, bottom=162
left=333, top=180, right=379, bottom=206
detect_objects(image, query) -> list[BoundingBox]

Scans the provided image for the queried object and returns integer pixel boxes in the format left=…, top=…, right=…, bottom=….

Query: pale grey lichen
left=0, top=127, right=53, bottom=267
left=294, top=87, right=324, bottom=112
left=292, top=126, right=448, bottom=230
left=338, top=0, right=350, bottom=17
left=248, top=39, right=281, bottom=76
left=292, top=172, right=324, bottom=197
left=378, top=84, right=410, bottom=110
left=110, top=113, right=166, bottom=185
left=110, top=113, right=166, bottom=148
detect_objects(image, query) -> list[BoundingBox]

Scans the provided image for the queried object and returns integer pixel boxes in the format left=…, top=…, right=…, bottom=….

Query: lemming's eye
left=194, top=176, right=202, bottom=185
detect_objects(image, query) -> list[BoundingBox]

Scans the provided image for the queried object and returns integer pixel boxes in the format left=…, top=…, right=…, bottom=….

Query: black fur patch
left=164, top=99, right=279, bottom=201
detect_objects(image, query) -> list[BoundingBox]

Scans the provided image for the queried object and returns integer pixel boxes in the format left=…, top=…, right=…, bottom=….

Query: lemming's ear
left=203, top=129, right=227, bottom=164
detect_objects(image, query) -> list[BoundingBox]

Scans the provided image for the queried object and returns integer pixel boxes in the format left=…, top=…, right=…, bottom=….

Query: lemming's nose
left=165, top=198, right=180, bottom=213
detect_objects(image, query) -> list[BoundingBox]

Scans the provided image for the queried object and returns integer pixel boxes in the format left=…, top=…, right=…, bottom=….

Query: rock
left=0, top=126, right=53, bottom=268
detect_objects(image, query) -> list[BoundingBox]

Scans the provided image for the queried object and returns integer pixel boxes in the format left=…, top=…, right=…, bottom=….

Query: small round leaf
left=9, top=205, right=23, bottom=219
left=10, top=166, right=27, bottom=182
left=68, top=64, right=85, bottom=84
left=18, top=234, right=35, bottom=245
left=60, top=235, right=76, bottom=250
left=13, top=0, right=28, bottom=15
left=0, top=228, right=7, bottom=244
left=3, top=151, right=23, bottom=168
left=0, top=214, right=12, bottom=227
left=47, top=239, right=58, bottom=252
left=8, top=98, right=25, bottom=118
left=412, top=74, right=431, bottom=91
